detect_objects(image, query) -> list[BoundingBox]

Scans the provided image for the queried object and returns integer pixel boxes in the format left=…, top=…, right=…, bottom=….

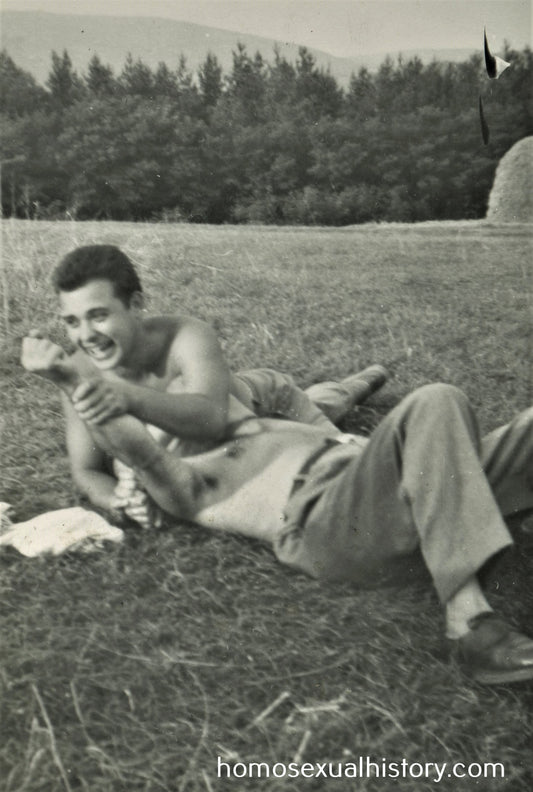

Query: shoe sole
left=472, top=665, right=533, bottom=684
left=342, top=365, right=388, bottom=395
left=355, top=364, right=388, bottom=389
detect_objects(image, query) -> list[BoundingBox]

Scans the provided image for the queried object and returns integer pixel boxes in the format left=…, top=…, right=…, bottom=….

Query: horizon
left=2, top=1, right=531, bottom=58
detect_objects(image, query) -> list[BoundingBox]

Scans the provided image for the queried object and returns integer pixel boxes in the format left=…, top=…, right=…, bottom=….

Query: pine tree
left=119, top=54, right=155, bottom=97
left=266, top=47, right=297, bottom=110
left=295, top=47, right=343, bottom=118
left=0, top=50, right=48, bottom=117
left=153, top=62, right=179, bottom=98
left=175, top=56, right=201, bottom=115
left=46, top=50, right=85, bottom=106
left=85, top=54, right=118, bottom=96
left=226, top=43, right=267, bottom=123
left=347, top=67, right=377, bottom=120
left=198, top=52, right=223, bottom=108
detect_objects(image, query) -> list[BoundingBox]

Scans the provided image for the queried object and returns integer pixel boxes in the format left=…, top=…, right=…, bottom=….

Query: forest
left=1, top=43, right=532, bottom=223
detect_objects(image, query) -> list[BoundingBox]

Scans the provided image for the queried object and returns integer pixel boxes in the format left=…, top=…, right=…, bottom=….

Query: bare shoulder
left=145, top=314, right=216, bottom=342
left=143, top=314, right=225, bottom=380
left=151, top=314, right=221, bottom=357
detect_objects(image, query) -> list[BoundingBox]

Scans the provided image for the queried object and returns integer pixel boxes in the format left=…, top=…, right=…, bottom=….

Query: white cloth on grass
left=0, top=503, right=124, bottom=556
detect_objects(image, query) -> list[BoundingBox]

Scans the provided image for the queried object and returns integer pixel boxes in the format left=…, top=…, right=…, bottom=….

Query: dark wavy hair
left=52, top=245, right=142, bottom=305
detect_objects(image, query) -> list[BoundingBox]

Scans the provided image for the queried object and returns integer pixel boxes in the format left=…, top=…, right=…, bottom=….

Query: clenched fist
left=112, top=463, right=163, bottom=530
left=21, top=330, right=77, bottom=388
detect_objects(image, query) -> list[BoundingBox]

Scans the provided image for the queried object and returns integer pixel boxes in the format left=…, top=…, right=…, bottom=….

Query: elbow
left=202, top=405, right=228, bottom=440
left=205, top=413, right=227, bottom=440
left=71, top=466, right=88, bottom=493
left=70, top=465, right=107, bottom=508
left=71, top=470, right=94, bottom=503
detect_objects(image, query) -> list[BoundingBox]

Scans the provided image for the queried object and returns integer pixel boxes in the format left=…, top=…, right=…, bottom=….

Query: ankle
left=446, top=606, right=494, bottom=640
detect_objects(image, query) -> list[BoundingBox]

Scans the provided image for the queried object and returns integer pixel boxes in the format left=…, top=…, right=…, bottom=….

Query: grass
left=1, top=217, right=533, bottom=791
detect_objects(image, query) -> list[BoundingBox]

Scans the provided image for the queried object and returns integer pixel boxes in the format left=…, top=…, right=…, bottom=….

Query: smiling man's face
left=59, top=278, right=142, bottom=370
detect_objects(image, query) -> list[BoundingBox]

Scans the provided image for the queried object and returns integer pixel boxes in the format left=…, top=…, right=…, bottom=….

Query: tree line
left=1, top=44, right=531, bottom=223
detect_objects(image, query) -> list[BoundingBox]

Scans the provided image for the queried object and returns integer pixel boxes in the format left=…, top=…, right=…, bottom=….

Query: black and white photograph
left=1, top=1, right=532, bottom=789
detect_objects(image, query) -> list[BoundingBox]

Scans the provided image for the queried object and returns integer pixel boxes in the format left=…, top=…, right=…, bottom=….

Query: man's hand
left=20, top=330, right=66, bottom=379
left=71, top=379, right=129, bottom=425
left=112, top=483, right=162, bottom=530
left=21, top=330, right=74, bottom=386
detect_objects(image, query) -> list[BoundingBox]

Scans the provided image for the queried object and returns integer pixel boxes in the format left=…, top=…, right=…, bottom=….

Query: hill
left=0, top=9, right=475, bottom=86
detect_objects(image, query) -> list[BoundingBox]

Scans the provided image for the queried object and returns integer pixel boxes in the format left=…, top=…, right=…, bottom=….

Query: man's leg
left=278, top=384, right=511, bottom=599
left=234, top=365, right=388, bottom=432
left=304, top=365, right=388, bottom=424
left=234, top=368, right=339, bottom=432
left=276, top=383, right=533, bottom=682
left=88, top=415, right=201, bottom=520
left=481, top=407, right=533, bottom=516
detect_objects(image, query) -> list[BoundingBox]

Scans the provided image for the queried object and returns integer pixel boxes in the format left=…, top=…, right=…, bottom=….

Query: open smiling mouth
left=82, top=339, right=116, bottom=361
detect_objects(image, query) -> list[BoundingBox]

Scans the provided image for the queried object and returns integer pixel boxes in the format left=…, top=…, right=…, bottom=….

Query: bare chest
left=189, top=430, right=323, bottom=543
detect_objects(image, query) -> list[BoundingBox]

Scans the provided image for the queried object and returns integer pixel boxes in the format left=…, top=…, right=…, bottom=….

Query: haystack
left=487, top=136, right=533, bottom=222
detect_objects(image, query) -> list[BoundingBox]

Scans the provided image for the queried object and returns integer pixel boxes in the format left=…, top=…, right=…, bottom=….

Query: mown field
left=1, top=218, right=532, bottom=791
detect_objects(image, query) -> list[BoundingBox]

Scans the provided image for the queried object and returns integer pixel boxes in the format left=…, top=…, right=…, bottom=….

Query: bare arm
left=73, top=318, right=231, bottom=441
left=20, top=333, right=119, bottom=511
left=62, top=394, right=119, bottom=511
left=21, top=332, right=206, bottom=519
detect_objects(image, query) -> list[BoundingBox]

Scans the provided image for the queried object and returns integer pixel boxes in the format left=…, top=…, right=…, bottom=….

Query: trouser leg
left=305, top=365, right=388, bottom=424
left=277, top=384, right=513, bottom=603
left=234, top=368, right=339, bottom=432
left=481, top=407, right=533, bottom=516
left=235, top=365, right=387, bottom=431
left=391, top=385, right=515, bottom=602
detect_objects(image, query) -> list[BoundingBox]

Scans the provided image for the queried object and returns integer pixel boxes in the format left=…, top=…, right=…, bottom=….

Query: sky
left=1, top=0, right=531, bottom=56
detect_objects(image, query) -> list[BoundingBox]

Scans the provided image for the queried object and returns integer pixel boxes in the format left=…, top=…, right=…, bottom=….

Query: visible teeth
left=84, top=341, right=114, bottom=359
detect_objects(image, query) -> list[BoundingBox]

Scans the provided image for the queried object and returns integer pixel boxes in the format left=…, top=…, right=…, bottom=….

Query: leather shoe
left=451, top=612, right=533, bottom=684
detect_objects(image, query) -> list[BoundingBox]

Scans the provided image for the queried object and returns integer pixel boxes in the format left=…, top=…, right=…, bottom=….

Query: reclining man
left=21, top=334, right=533, bottom=685
left=49, top=245, right=386, bottom=528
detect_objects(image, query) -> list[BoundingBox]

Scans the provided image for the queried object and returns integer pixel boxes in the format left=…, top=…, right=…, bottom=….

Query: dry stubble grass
left=1, top=218, right=533, bottom=791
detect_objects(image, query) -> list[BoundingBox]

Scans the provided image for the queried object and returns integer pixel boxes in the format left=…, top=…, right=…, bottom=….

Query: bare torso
left=184, top=418, right=339, bottom=543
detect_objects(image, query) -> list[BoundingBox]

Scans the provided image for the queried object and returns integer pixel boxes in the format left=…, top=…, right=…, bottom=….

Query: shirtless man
left=49, top=245, right=386, bottom=527
left=21, top=335, right=533, bottom=685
